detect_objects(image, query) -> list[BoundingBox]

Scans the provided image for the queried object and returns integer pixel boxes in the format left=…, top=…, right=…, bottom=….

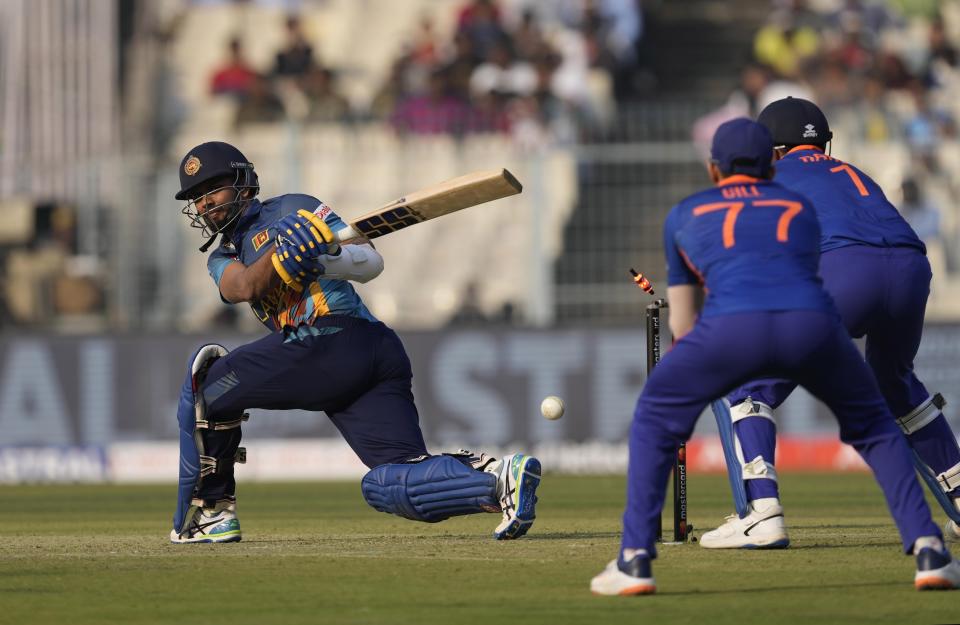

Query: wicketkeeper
left=169, top=141, right=541, bottom=544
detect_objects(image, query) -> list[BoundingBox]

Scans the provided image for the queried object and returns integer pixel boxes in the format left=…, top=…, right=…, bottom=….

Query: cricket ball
left=540, top=396, right=565, bottom=420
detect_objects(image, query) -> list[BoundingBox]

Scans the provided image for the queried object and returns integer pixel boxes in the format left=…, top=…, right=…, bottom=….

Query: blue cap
left=710, top=118, right=774, bottom=178
left=175, top=141, right=257, bottom=200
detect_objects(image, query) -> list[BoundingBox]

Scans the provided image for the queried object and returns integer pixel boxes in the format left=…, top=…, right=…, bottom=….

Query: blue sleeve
left=663, top=207, right=698, bottom=286
left=207, top=246, right=237, bottom=288
left=277, top=194, right=347, bottom=239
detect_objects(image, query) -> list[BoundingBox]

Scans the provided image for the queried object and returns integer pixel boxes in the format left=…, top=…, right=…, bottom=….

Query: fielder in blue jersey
left=168, top=141, right=541, bottom=544
left=701, top=98, right=960, bottom=551
left=590, top=119, right=960, bottom=595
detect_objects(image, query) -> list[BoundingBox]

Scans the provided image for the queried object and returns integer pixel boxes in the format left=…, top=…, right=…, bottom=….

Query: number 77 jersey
left=664, top=174, right=836, bottom=318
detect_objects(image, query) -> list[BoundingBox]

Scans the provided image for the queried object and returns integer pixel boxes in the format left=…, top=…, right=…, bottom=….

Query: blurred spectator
left=441, top=31, right=480, bottom=100
left=848, top=72, right=900, bottom=143
left=410, top=15, right=441, bottom=67
left=902, top=81, right=956, bottom=172
left=391, top=70, right=469, bottom=135
left=447, top=281, right=489, bottom=326
left=210, top=36, right=258, bottom=99
left=513, top=9, right=548, bottom=62
left=457, top=0, right=508, bottom=62
left=921, top=15, right=959, bottom=88
left=900, top=177, right=941, bottom=243
left=470, top=37, right=537, bottom=99
left=235, top=74, right=286, bottom=127
left=303, top=67, right=352, bottom=123
left=272, top=15, right=317, bottom=82
left=754, top=9, right=821, bottom=79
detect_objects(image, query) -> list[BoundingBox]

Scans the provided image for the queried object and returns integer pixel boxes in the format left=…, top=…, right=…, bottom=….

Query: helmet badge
left=184, top=155, right=202, bottom=176
left=802, top=124, right=817, bottom=139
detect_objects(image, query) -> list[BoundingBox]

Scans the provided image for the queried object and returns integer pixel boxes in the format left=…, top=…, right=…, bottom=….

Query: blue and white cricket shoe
left=492, top=453, right=541, bottom=540
left=170, top=498, right=242, bottom=544
left=915, top=546, right=960, bottom=591
left=590, top=550, right=656, bottom=596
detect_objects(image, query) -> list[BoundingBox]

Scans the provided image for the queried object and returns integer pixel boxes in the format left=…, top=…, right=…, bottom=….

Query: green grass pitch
left=1, top=473, right=956, bottom=624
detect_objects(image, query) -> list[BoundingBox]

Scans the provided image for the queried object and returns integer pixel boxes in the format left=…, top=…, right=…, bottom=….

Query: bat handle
left=332, top=225, right=358, bottom=244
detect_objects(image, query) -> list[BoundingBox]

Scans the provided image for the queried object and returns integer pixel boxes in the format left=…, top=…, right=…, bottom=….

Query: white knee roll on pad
left=938, top=461, right=960, bottom=494
left=896, top=394, right=944, bottom=435
left=730, top=398, right=775, bottom=424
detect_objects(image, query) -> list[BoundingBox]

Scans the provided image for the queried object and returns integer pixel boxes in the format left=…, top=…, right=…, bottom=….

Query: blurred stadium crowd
left=3, top=0, right=960, bottom=331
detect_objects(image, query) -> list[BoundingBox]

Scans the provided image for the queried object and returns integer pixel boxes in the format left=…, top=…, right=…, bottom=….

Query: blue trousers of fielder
left=624, top=310, right=941, bottom=558
left=727, top=246, right=960, bottom=515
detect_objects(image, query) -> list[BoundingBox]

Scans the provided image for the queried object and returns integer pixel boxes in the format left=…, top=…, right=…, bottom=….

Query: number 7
left=829, top=164, right=870, bottom=196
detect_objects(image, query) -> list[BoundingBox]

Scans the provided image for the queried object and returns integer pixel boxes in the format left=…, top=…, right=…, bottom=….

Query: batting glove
left=271, top=238, right=325, bottom=292
left=275, top=209, right=340, bottom=258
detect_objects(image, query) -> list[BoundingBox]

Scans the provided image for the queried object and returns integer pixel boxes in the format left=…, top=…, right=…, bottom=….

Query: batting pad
left=361, top=455, right=499, bottom=522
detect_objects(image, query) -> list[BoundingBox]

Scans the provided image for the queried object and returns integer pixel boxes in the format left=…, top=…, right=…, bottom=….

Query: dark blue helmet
left=757, top=97, right=833, bottom=149
left=176, top=141, right=260, bottom=244
left=710, top=117, right=774, bottom=178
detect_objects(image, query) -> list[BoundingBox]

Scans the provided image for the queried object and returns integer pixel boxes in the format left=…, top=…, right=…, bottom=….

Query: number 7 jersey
left=664, top=174, right=835, bottom=318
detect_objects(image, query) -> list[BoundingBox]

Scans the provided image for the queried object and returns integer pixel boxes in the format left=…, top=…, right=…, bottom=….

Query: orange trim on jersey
left=716, top=175, right=762, bottom=187
left=786, top=145, right=824, bottom=155
left=677, top=247, right=706, bottom=287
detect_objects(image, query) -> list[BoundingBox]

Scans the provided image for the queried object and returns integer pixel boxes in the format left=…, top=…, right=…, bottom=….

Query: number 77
left=692, top=200, right=803, bottom=248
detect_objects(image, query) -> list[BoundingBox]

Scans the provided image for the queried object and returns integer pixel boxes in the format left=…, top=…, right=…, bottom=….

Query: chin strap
left=199, top=234, right=219, bottom=253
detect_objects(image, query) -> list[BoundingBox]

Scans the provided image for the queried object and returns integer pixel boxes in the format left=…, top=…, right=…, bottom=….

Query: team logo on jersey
left=802, top=124, right=818, bottom=139
left=184, top=155, right=201, bottom=176
left=252, top=228, right=271, bottom=251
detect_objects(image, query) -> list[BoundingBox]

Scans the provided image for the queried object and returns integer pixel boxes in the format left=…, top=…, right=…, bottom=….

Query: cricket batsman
left=590, top=118, right=960, bottom=595
left=168, top=141, right=541, bottom=543
left=702, top=98, right=960, bottom=550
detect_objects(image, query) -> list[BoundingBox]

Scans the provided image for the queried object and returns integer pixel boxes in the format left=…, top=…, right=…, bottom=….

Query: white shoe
left=170, top=498, right=242, bottom=544
left=945, top=520, right=960, bottom=543
left=490, top=453, right=541, bottom=540
left=699, top=499, right=789, bottom=549
left=590, top=552, right=656, bottom=596
left=915, top=546, right=960, bottom=590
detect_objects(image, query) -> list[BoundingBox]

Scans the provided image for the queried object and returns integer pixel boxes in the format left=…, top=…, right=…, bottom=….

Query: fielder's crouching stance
left=170, top=141, right=541, bottom=544
left=590, top=119, right=960, bottom=596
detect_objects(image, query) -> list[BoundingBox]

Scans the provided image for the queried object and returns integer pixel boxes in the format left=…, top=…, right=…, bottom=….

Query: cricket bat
left=333, top=169, right=522, bottom=243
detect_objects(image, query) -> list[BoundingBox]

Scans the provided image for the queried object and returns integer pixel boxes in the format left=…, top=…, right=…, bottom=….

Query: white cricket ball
left=540, top=395, right=565, bottom=420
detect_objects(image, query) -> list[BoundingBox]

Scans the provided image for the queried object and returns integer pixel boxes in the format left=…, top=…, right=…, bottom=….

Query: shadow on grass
left=656, top=579, right=901, bottom=596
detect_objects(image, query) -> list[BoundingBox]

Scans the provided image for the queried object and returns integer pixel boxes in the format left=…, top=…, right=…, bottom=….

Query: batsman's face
left=191, top=176, right=238, bottom=228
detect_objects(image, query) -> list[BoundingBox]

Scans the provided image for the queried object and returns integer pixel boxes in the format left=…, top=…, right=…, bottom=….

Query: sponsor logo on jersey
left=802, top=124, right=817, bottom=139
left=312, top=202, right=332, bottom=220
left=252, top=229, right=271, bottom=251
left=184, top=155, right=201, bottom=176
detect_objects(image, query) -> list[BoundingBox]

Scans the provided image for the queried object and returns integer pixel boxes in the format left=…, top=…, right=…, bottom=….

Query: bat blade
left=333, top=169, right=522, bottom=242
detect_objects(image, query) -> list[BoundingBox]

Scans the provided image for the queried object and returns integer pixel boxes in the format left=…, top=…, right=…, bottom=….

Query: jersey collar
left=785, top=145, right=824, bottom=156
left=717, top=174, right=764, bottom=187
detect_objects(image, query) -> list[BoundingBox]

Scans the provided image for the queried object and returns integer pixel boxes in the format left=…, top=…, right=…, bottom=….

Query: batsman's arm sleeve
left=319, top=243, right=384, bottom=283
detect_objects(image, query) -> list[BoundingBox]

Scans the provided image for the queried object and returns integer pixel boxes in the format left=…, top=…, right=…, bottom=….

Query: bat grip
left=332, top=225, right=358, bottom=244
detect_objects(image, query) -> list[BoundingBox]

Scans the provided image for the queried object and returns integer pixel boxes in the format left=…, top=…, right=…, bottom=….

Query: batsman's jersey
left=664, top=175, right=834, bottom=317
left=207, top=194, right=377, bottom=331
left=774, top=147, right=925, bottom=253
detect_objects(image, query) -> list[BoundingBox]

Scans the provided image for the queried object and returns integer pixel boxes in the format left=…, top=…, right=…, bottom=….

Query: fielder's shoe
left=590, top=551, right=656, bottom=596
left=698, top=498, right=789, bottom=549
left=944, top=520, right=960, bottom=543
left=915, top=546, right=960, bottom=590
left=491, top=453, right=541, bottom=540
left=170, top=498, right=242, bottom=544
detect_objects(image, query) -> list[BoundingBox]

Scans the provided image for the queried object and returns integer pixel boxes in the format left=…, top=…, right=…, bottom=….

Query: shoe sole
left=170, top=532, right=242, bottom=544
left=494, top=456, right=541, bottom=540
left=700, top=537, right=790, bottom=550
left=591, top=584, right=657, bottom=596
left=915, top=576, right=957, bottom=591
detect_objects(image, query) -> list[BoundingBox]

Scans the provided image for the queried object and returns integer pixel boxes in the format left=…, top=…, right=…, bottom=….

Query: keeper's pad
left=896, top=393, right=946, bottom=435
left=361, top=455, right=499, bottom=522
left=713, top=398, right=778, bottom=518
left=173, top=344, right=248, bottom=535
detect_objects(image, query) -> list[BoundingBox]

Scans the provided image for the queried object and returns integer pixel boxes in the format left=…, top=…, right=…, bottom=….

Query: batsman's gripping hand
left=271, top=210, right=340, bottom=291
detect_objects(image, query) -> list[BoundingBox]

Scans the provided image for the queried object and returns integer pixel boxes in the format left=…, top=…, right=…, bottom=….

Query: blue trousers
left=196, top=315, right=429, bottom=500
left=728, top=246, right=960, bottom=501
left=623, top=310, right=939, bottom=557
